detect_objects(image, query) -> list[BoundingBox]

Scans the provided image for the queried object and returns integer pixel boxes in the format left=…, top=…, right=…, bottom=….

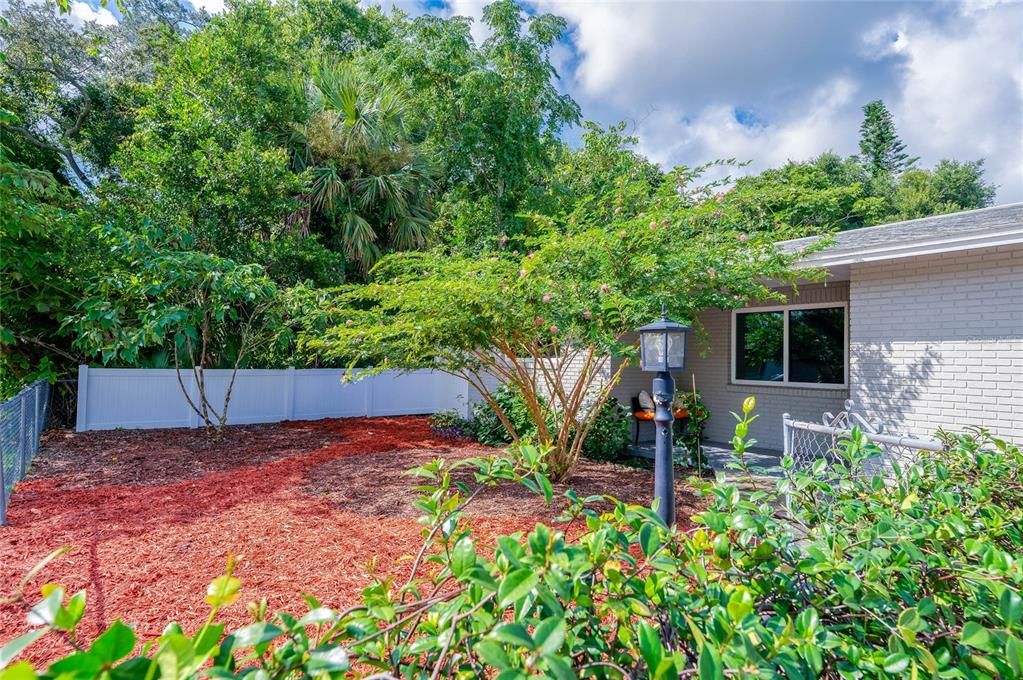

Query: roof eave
left=793, top=227, right=1023, bottom=269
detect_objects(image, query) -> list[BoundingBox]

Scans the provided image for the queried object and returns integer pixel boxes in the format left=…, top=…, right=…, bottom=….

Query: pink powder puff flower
left=599, top=284, right=610, bottom=293
left=519, top=269, right=528, bottom=278
left=738, top=233, right=748, bottom=243
left=550, top=325, right=559, bottom=334
left=583, top=310, right=592, bottom=319
left=535, top=316, right=544, bottom=326
left=542, top=294, right=551, bottom=303
left=662, top=219, right=670, bottom=227
left=649, top=221, right=658, bottom=230
left=345, top=319, right=353, bottom=326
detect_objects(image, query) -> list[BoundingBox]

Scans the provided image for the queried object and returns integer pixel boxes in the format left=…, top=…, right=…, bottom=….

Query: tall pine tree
left=858, top=100, right=918, bottom=177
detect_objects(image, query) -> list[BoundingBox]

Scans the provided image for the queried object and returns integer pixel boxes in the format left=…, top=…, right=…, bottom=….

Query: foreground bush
left=3, top=405, right=1022, bottom=679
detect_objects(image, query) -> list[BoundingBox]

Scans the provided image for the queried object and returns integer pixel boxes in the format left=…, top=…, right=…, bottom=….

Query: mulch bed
left=0, top=417, right=704, bottom=664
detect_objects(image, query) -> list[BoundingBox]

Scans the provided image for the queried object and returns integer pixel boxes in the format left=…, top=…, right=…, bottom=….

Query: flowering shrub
left=5, top=403, right=1021, bottom=679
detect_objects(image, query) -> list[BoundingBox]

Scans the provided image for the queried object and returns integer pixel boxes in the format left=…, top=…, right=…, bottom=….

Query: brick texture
left=849, top=245, right=1023, bottom=442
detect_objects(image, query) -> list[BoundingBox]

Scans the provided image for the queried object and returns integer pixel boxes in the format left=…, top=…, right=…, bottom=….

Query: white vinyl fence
left=76, top=366, right=471, bottom=432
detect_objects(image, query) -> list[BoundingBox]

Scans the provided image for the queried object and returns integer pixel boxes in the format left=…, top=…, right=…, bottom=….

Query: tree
left=529, top=121, right=665, bottom=230
left=66, top=227, right=287, bottom=430
left=300, top=211, right=812, bottom=481
left=0, top=0, right=203, bottom=187
left=929, top=158, right=997, bottom=210
left=858, top=99, right=917, bottom=178
left=287, top=62, right=435, bottom=271
left=366, top=0, right=580, bottom=252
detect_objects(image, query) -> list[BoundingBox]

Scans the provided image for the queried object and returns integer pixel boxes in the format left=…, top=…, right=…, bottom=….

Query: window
left=732, top=303, right=847, bottom=387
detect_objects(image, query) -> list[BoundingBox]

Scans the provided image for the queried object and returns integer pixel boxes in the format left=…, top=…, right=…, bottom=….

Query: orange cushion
left=633, top=408, right=687, bottom=420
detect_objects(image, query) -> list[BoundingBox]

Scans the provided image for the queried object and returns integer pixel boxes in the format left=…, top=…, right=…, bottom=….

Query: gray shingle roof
left=779, top=203, right=1023, bottom=264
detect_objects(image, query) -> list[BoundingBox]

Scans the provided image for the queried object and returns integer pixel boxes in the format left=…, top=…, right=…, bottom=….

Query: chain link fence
left=1, top=380, right=51, bottom=525
left=783, top=400, right=944, bottom=478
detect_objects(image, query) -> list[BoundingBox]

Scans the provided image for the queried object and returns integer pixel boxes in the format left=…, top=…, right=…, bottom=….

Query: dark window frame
left=731, top=302, right=848, bottom=389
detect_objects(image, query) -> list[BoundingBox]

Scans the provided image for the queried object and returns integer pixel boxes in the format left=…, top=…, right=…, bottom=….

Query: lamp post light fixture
left=637, top=305, right=691, bottom=526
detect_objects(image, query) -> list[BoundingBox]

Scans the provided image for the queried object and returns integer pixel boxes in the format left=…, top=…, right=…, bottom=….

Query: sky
left=43, top=0, right=1023, bottom=202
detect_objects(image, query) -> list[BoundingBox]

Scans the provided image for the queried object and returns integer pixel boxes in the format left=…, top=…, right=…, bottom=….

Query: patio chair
left=631, top=394, right=688, bottom=444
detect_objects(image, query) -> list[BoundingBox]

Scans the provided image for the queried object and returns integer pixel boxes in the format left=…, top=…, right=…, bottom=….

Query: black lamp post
left=637, top=305, right=691, bottom=526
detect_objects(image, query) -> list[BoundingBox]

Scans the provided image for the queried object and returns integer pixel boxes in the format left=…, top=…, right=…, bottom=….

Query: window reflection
left=735, top=311, right=784, bottom=381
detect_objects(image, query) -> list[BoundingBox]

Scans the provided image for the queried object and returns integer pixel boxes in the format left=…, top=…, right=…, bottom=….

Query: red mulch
left=0, top=417, right=704, bottom=665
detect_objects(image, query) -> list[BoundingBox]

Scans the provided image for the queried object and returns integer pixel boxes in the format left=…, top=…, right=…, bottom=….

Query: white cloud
left=526, top=0, right=1022, bottom=202
left=873, top=5, right=1023, bottom=201
left=631, top=77, right=861, bottom=181
left=68, top=0, right=117, bottom=27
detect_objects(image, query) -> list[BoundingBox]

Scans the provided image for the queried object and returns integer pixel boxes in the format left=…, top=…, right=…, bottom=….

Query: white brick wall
left=849, top=244, right=1023, bottom=442
left=612, top=282, right=850, bottom=450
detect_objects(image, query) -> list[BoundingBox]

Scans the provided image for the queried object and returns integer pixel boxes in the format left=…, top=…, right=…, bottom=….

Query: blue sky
left=54, top=0, right=1023, bottom=201
left=419, top=0, right=1023, bottom=202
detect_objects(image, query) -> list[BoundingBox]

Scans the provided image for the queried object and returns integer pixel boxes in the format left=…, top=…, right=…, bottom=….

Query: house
left=613, top=203, right=1023, bottom=451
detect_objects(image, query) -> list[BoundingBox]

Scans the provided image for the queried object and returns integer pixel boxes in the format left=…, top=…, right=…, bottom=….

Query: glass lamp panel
left=666, top=330, right=687, bottom=369
left=641, top=331, right=666, bottom=371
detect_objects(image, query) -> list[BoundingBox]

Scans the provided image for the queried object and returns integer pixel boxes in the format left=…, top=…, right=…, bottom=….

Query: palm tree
left=288, top=63, right=434, bottom=271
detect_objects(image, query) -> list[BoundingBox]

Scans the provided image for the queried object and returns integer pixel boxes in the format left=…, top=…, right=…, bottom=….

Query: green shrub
left=576, top=398, right=631, bottom=462
left=674, top=388, right=710, bottom=462
left=469, top=385, right=546, bottom=446
left=6, top=401, right=1022, bottom=679
left=428, top=408, right=472, bottom=440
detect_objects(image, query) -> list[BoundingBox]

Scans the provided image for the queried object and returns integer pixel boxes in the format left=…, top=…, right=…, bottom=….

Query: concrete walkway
left=629, top=441, right=784, bottom=477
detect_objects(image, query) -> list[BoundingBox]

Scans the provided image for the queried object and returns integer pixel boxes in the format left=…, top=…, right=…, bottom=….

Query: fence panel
left=76, top=366, right=470, bottom=432
left=782, top=400, right=943, bottom=478
left=1, top=380, right=51, bottom=525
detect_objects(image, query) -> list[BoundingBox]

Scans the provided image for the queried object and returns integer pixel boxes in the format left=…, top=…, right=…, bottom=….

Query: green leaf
left=231, top=623, right=284, bottom=649
left=475, top=640, right=512, bottom=669
left=1001, top=590, right=1023, bottom=626
left=26, top=589, right=63, bottom=627
left=639, top=523, right=659, bottom=557
left=450, top=537, right=476, bottom=579
left=297, top=608, right=336, bottom=626
left=1007, top=635, right=1023, bottom=676
left=541, top=653, right=575, bottom=680
left=726, top=587, right=754, bottom=622
left=882, top=653, right=910, bottom=674
left=961, top=621, right=991, bottom=650
left=532, top=616, right=566, bottom=657
left=0, top=662, right=38, bottom=680
left=497, top=569, right=538, bottom=608
left=54, top=591, right=86, bottom=631
left=488, top=623, right=533, bottom=649
left=89, top=620, right=135, bottom=664
left=534, top=472, right=553, bottom=505
left=205, top=575, right=241, bottom=608
left=637, top=621, right=663, bottom=674
left=0, top=631, right=45, bottom=670
left=307, top=645, right=349, bottom=673
left=698, top=644, right=723, bottom=680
